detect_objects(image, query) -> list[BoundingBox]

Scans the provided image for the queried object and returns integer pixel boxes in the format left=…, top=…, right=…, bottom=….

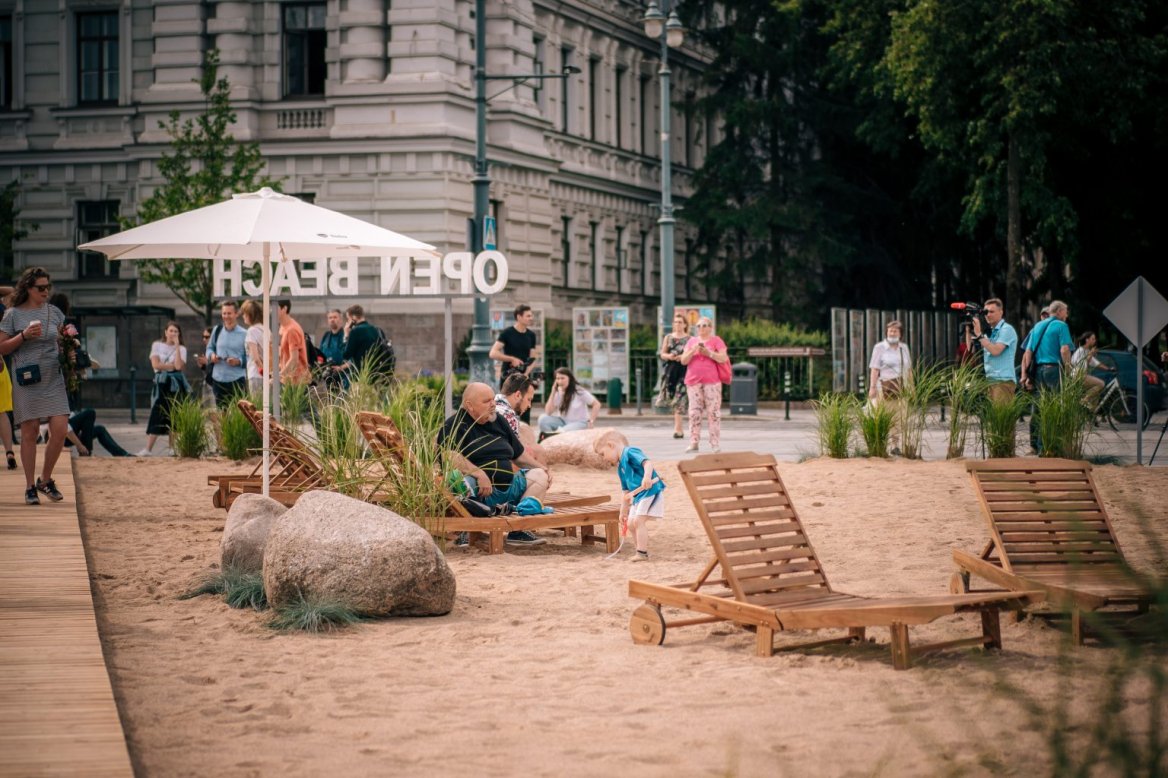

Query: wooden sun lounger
left=354, top=411, right=622, bottom=554
left=628, top=452, right=1040, bottom=669
left=952, top=458, right=1153, bottom=645
left=208, top=400, right=327, bottom=509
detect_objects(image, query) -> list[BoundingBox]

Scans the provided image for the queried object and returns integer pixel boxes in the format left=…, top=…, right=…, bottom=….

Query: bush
left=169, top=393, right=211, bottom=458
left=814, top=392, right=857, bottom=458
left=856, top=399, right=895, bottom=458
left=1034, top=373, right=1095, bottom=459
left=218, top=396, right=262, bottom=460
left=717, top=317, right=828, bottom=350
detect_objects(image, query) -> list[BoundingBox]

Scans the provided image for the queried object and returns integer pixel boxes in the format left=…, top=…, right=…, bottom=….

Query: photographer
left=489, top=304, right=540, bottom=423
left=969, top=298, right=1019, bottom=403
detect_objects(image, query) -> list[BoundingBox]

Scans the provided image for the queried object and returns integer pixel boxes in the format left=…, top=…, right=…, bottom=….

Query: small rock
left=221, top=493, right=287, bottom=574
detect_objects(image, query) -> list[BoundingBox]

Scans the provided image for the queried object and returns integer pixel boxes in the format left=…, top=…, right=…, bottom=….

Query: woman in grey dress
left=0, top=268, right=72, bottom=504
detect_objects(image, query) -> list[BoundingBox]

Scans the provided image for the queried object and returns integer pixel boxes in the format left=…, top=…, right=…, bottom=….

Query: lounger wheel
left=949, top=571, right=970, bottom=594
left=630, top=603, right=666, bottom=646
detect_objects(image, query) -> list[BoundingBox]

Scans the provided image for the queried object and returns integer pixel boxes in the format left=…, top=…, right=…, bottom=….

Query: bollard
left=784, top=370, right=792, bottom=421
left=606, top=377, right=623, bottom=415
left=128, top=365, right=138, bottom=423
left=635, top=366, right=643, bottom=416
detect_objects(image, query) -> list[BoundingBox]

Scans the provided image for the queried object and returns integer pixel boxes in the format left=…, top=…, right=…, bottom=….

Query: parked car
left=1090, top=349, right=1165, bottom=421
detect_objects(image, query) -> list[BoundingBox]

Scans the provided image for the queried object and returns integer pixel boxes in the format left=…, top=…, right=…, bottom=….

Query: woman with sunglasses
left=679, top=317, right=729, bottom=453
left=0, top=268, right=73, bottom=504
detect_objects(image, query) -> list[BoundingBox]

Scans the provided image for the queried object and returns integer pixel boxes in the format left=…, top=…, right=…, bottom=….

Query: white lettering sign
left=213, top=252, right=509, bottom=298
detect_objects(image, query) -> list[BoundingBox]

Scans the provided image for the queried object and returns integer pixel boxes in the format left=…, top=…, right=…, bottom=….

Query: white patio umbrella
left=79, top=187, right=438, bottom=496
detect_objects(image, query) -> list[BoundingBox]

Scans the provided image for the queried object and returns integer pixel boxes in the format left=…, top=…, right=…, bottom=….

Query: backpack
left=368, top=327, right=396, bottom=376
left=304, top=332, right=323, bottom=369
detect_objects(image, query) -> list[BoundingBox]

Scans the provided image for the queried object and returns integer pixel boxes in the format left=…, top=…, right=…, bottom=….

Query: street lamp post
left=643, top=0, right=685, bottom=332
left=468, top=0, right=579, bottom=385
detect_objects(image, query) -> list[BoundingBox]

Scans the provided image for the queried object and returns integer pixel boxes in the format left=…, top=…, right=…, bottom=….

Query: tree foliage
left=0, top=180, right=38, bottom=284
left=131, top=50, right=278, bottom=324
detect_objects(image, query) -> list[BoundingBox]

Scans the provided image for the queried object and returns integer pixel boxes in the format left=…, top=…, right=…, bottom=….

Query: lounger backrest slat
left=967, top=459, right=1125, bottom=573
left=679, top=452, right=832, bottom=605
left=238, top=400, right=326, bottom=488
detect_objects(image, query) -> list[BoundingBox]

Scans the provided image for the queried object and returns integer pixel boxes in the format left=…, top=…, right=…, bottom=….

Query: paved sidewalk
left=61, top=405, right=1168, bottom=466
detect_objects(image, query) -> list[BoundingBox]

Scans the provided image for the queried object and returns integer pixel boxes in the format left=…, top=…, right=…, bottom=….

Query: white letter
left=241, top=261, right=262, bottom=296
left=473, top=250, right=509, bottom=295
left=413, top=256, right=440, bottom=295
left=298, top=260, right=325, bottom=296
left=442, top=252, right=473, bottom=295
left=328, top=257, right=358, bottom=295
left=271, top=260, right=304, bottom=296
left=214, top=259, right=243, bottom=298
left=380, top=256, right=410, bottom=295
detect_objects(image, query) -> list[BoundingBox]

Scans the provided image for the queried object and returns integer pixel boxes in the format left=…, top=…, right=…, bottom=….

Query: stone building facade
left=0, top=0, right=713, bottom=376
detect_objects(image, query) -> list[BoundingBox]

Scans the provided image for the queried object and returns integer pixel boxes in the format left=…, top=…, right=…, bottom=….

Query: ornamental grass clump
left=1033, top=372, right=1095, bottom=459
left=945, top=362, right=988, bottom=459
left=896, top=361, right=947, bottom=459
left=178, top=565, right=266, bottom=610
left=814, top=392, right=857, bottom=458
left=980, top=391, right=1029, bottom=458
left=371, top=386, right=452, bottom=536
left=280, top=381, right=310, bottom=428
left=268, top=592, right=363, bottom=633
left=856, top=399, right=896, bottom=458
left=217, top=393, right=262, bottom=460
left=169, top=393, right=211, bottom=458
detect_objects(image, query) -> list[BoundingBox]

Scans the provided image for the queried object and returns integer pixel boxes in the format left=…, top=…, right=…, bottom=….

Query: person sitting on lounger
left=439, top=382, right=551, bottom=546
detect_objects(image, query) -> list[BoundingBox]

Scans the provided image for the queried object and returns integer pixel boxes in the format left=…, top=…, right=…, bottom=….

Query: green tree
left=0, top=180, right=39, bottom=283
left=131, top=50, right=278, bottom=324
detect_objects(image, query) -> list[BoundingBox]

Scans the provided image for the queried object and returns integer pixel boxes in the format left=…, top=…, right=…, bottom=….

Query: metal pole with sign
left=1103, top=276, right=1168, bottom=465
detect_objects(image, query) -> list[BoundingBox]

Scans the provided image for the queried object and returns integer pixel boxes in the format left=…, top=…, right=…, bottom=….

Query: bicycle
left=1094, top=376, right=1151, bottom=431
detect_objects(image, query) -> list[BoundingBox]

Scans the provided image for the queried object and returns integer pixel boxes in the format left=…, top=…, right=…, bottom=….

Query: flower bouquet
left=58, top=323, right=85, bottom=395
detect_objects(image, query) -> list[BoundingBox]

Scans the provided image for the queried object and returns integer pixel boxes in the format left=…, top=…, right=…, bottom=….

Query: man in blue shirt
left=970, top=298, right=1018, bottom=404
left=1021, top=300, right=1073, bottom=452
left=206, top=300, right=248, bottom=407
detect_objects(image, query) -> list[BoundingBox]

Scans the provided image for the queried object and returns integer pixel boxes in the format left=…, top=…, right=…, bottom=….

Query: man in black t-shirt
left=439, top=382, right=550, bottom=546
left=489, top=304, right=539, bottom=421
left=334, top=304, right=380, bottom=378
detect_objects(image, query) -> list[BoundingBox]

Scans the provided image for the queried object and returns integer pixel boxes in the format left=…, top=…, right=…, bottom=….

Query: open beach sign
left=211, top=250, right=509, bottom=298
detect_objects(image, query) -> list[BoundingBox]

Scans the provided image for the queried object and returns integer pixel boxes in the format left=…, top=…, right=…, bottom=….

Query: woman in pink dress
left=679, top=317, right=729, bottom=453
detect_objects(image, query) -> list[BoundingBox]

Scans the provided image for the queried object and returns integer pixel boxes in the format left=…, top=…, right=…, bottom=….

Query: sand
left=74, top=456, right=1167, bottom=777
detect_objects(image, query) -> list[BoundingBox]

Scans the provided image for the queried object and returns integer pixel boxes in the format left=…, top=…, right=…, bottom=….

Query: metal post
left=128, top=365, right=137, bottom=423
left=444, top=297, right=454, bottom=417
left=1136, top=281, right=1144, bottom=465
left=657, top=19, right=675, bottom=330
left=784, top=370, right=791, bottom=421
left=467, top=0, right=494, bottom=386
left=635, top=365, right=643, bottom=416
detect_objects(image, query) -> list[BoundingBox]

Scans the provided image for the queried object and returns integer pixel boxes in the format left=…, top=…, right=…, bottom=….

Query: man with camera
left=969, top=298, right=1019, bottom=403
left=490, top=304, right=541, bottom=423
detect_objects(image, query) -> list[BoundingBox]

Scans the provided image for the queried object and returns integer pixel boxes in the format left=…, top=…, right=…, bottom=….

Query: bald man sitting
left=438, top=382, right=551, bottom=546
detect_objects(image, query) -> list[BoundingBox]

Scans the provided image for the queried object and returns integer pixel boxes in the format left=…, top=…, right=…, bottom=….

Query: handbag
left=74, top=349, right=92, bottom=370
left=15, top=363, right=41, bottom=386
left=716, top=359, right=732, bottom=385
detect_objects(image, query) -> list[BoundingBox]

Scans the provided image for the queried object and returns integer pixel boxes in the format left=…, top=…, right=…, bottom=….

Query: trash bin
left=606, top=377, right=623, bottom=415
left=730, top=362, right=758, bottom=415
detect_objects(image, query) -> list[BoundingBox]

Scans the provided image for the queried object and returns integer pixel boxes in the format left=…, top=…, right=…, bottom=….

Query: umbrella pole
left=262, top=246, right=271, bottom=498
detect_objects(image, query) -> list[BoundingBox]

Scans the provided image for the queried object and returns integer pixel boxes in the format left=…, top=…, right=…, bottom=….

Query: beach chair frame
left=628, top=452, right=1040, bottom=669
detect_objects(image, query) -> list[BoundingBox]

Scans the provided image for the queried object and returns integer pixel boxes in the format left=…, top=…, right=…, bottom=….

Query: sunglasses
left=33, top=283, right=52, bottom=292
left=698, top=323, right=712, bottom=328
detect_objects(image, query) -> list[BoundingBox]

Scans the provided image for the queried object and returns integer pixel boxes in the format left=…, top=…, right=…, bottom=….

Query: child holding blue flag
left=594, top=430, right=666, bottom=562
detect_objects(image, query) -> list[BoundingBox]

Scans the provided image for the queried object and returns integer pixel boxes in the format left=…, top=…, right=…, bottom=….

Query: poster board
left=657, top=304, right=717, bottom=343
left=572, top=307, right=630, bottom=400
left=83, top=325, right=118, bottom=375
left=490, top=307, right=545, bottom=392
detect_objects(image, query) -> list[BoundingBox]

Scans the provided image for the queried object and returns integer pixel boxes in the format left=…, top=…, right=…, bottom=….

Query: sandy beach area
left=75, top=455, right=1167, bottom=777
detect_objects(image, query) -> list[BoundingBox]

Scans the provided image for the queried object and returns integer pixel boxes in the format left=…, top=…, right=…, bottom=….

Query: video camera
left=503, top=357, right=545, bottom=386
left=949, top=301, right=990, bottom=343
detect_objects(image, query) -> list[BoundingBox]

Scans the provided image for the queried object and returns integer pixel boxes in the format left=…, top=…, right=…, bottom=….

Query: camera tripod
left=1149, top=412, right=1168, bottom=466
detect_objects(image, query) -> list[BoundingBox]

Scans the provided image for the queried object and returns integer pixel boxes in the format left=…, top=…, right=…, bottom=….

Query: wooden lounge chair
left=952, top=458, right=1153, bottom=645
left=628, top=452, right=1040, bottom=669
left=354, top=411, right=622, bottom=554
left=208, top=400, right=327, bottom=509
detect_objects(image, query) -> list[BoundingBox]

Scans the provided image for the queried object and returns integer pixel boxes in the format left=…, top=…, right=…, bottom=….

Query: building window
left=77, top=11, right=118, bottom=105
left=284, top=3, right=327, bottom=98
left=684, top=91, right=696, bottom=168
left=614, top=225, right=625, bottom=294
left=533, top=36, right=546, bottom=111
left=76, top=201, right=121, bottom=279
left=639, top=75, right=652, bottom=155
left=560, top=47, right=573, bottom=133
left=560, top=215, right=572, bottom=287
left=590, top=221, right=600, bottom=290
left=614, top=66, right=625, bottom=150
left=588, top=58, right=600, bottom=141
left=0, top=16, right=12, bottom=109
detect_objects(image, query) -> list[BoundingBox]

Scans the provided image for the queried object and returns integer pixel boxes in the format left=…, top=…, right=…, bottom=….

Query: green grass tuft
left=223, top=570, right=268, bottom=611
left=814, top=392, right=857, bottom=458
left=177, top=569, right=228, bottom=600
left=268, top=593, right=364, bottom=633
left=980, top=391, right=1028, bottom=458
left=1033, top=372, right=1095, bottom=459
left=856, top=399, right=895, bottom=458
left=170, top=393, right=212, bottom=458
left=217, top=394, right=263, bottom=460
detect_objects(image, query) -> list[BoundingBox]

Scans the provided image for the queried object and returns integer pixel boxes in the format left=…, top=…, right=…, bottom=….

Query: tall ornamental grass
left=895, top=361, right=947, bottom=460
left=371, top=386, right=453, bottom=536
left=944, top=362, right=988, bottom=459
left=280, top=381, right=310, bottom=428
left=814, top=392, right=857, bottom=458
left=980, top=391, right=1029, bottom=458
left=1033, top=372, right=1095, bottom=459
left=217, top=393, right=262, bottom=460
left=169, top=393, right=211, bottom=458
left=856, top=399, right=895, bottom=458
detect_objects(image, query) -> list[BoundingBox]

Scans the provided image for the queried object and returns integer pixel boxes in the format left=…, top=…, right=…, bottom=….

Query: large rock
left=262, top=490, right=455, bottom=617
left=539, top=427, right=616, bottom=469
left=221, top=493, right=287, bottom=574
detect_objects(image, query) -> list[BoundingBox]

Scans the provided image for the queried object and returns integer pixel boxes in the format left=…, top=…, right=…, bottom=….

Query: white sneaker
left=684, top=444, right=699, bottom=453
left=711, top=446, right=722, bottom=453
left=135, top=448, right=152, bottom=457
left=630, top=551, right=650, bottom=562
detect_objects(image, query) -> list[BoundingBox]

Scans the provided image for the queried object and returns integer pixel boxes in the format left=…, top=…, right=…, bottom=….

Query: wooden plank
left=999, top=531, right=1112, bottom=542
left=714, top=523, right=804, bottom=541
left=701, top=494, right=794, bottom=513
left=983, top=490, right=1096, bottom=502
left=707, top=509, right=796, bottom=527
left=987, top=501, right=1102, bottom=513
left=1004, top=552, right=1122, bottom=565
left=979, top=481, right=1091, bottom=493
left=0, top=458, right=134, bottom=777
left=720, top=536, right=811, bottom=555
left=737, top=573, right=826, bottom=595
left=732, top=560, right=821, bottom=579
left=723, top=546, right=821, bottom=567
left=995, top=519, right=1108, bottom=531
left=1000, top=541, right=1118, bottom=553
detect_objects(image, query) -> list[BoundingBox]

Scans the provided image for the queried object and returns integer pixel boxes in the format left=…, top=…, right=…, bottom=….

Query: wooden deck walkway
left=0, top=456, right=133, bottom=777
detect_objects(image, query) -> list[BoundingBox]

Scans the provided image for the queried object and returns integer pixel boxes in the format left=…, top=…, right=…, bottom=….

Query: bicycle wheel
left=1101, top=391, right=1127, bottom=431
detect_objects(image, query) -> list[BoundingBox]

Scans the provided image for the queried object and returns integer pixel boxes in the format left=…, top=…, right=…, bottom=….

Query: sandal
left=5, top=451, right=14, bottom=470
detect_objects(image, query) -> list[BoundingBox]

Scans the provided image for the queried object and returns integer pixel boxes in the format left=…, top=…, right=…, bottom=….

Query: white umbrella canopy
left=79, top=187, right=439, bottom=497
